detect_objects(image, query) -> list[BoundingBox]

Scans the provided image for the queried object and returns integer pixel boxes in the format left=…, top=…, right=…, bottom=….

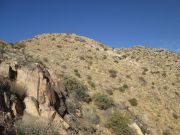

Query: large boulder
left=24, top=96, right=39, bottom=117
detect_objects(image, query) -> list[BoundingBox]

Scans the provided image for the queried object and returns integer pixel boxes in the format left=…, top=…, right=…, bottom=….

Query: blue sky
left=0, top=0, right=180, bottom=52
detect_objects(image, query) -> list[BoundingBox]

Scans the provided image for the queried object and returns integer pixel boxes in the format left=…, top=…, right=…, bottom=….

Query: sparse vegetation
left=87, top=80, right=96, bottom=89
left=43, top=57, right=48, bottom=62
left=80, top=56, right=85, bottom=60
left=138, top=76, right=147, bottom=86
left=108, top=69, right=118, bottom=78
left=106, top=89, right=113, bottom=95
left=103, top=55, right=107, bottom=59
left=119, top=84, right=129, bottom=92
left=86, top=75, right=92, bottom=80
left=63, top=77, right=91, bottom=103
left=93, top=93, right=113, bottom=110
left=142, top=67, right=148, bottom=75
left=74, top=69, right=81, bottom=78
left=105, top=111, right=133, bottom=135
left=51, top=37, right=56, bottom=41
left=128, top=98, right=138, bottom=106
left=82, top=106, right=100, bottom=124
left=13, top=43, right=26, bottom=49
left=173, top=113, right=178, bottom=119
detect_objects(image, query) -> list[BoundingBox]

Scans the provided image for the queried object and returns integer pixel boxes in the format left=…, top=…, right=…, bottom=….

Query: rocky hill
left=0, top=33, right=179, bottom=135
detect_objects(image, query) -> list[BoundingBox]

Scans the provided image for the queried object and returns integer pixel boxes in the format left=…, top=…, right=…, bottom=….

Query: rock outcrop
left=0, top=61, right=69, bottom=134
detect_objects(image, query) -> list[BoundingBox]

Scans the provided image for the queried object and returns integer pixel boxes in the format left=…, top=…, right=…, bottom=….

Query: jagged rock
left=24, top=96, right=39, bottom=117
left=8, top=62, right=68, bottom=118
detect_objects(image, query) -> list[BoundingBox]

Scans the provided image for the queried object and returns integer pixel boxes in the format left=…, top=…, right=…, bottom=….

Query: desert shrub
left=0, top=42, right=7, bottom=50
left=104, top=48, right=108, bottom=51
left=173, top=113, right=178, bottom=120
left=138, top=76, right=147, bottom=86
left=96, top=48, right=100, bottom=51
left=86, top=56, right=93, bottom=59
left=163, top=129, right=171, bottom=135
left=114, top=60, right=118, bottom=63
left=93, top=93, right=113, bottom=110
left=119, top=84, right=129, bottom=92
left=75, top=37, right=86, bottom=42
left=63, top=77, right=91, bottom=103
left=126, top=75, right=131, bottom=79
left=80, top=56, right=85, bottom=60
left=128, top=98, right=138, bottom=106
left=142, top=67, right=148, bottom=75
left=86, top=75, right=92, bottom=80
left=74, top=69, right=81, bottom=78
left=43, top=57, right=48, bottom=62
left=106, top=89, right=113, bottom=95
left=103, top=55, right=107, bottom=59
left=162, top=72, right=167, bottom=77
left=175, top=92, right=179, bottom=96
left=82, top=106, right=100, bottom=124
left=51, top=37, right=56, bottom=41
left=13, top=43, right=26, bottom=49
left=105, top=111, right=133, bottom=135
left=57, top=45, right=62, bottom=48
left=108, top=69, right=118, bottom=78
left=88, top=80, right=96, bottom=89
left=15, top=116, right=59, bottom=135
left=88, top=60, right=93, bottom=65
left=66, top=98, right=80, bottom=114
left=150, top=71, right=160, bottom=74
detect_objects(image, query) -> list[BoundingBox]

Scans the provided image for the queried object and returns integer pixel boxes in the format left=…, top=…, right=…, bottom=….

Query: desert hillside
left=0, top=33, right=179, bottom=135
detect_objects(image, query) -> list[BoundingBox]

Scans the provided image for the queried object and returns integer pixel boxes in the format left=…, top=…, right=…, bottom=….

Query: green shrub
left=13, top=43, right=26, bottom=49
left=108, top=69, right=118, bottom=78
left=128, top=98, right=138, bottom=106
left=105, top=111, right=133, bottom=135
left=87, top=80, right=96, bottom=89
left=74, top=69, right=81, bottom=78
left=119, top=84, right=129, bottom=92
left=138, top=77, right=147, bottom=86
left=103, top=55, right=107, bottom=59
left=93, top=93, right=113, bottom=110
left=63, top=77, right=91, bottom=103
left=43, top=57, right=48, bottom=62
left=86, top=75, right=92, bottom=80
left=106, top=89, right=113, bottom=95
left=51, top=37, right=56, bottom=41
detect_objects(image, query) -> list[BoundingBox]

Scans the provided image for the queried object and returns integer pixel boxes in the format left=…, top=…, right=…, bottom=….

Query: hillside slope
left=0, top=33, right=180, bottom=135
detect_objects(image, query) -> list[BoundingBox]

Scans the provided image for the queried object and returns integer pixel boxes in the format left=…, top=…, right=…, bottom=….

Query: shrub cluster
left=93, top=93, right=113, bottom=110
left=63, top=77, right=91, bottom=103
left=119, top=84, right=128, bottom=92
left=13, top=43, right=26, bottom=49
left=128, top=98, right=138, bottom=106
left=108, top=69, right=118, bottom=78
left=74, top=69, right=81, bottom=78
left=105, top=111, right=133, bottom=135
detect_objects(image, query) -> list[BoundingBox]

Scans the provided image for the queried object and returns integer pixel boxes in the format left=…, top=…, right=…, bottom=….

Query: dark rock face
left=0, top=125, right=5, bottom=135
left=8, top=66, right=17, bottom=81
left=53, top=91, right=67, bottom=117
left=0, top=92, right=7, bottom=112
left=38, top=63, right=67, bottom=117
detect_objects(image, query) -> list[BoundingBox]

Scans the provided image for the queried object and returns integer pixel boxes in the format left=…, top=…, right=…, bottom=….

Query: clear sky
left=0, top=0, right=180, bottom=52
